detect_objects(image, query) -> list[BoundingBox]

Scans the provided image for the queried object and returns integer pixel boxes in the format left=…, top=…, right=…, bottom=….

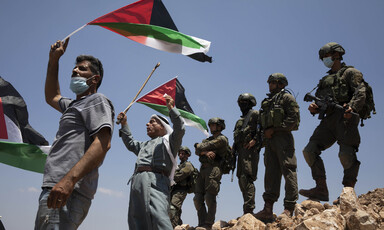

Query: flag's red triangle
left=137, top=78, right=177, bottom=105
left=0, top=98, right=8, bottom=139
left=89, top=0, right=154, bottom=25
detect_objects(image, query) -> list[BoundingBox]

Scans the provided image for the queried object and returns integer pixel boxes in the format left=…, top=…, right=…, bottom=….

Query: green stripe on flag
left=0, top=141, right=47, bottom=173
left=92, top=23, right=203, bottom=49
left=137, top=102, right=208, bottom=130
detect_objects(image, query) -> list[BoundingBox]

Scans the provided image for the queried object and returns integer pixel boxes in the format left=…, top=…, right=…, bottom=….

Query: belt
left=136, top=166, right=169, bottom=177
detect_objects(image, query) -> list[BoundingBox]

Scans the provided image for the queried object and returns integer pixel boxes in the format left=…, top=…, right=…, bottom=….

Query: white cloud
left=27, top=187, right=40, bottom=193
left=196, top=99, right=209, bottom=113
left=18, top=187, right=40, bottom=193
left=97, top=187, right=124, bottom=198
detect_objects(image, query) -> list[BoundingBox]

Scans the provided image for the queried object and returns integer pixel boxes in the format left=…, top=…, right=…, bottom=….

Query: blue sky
left=1, top=0, right=384, bottom=229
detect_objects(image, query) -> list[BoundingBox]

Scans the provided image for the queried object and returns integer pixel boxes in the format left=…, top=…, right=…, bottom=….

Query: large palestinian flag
left=87, top=0, right=212, bottom=63
left=137, top=77, right=209, bottom=136
left=0, top=77, right=49, bottom=173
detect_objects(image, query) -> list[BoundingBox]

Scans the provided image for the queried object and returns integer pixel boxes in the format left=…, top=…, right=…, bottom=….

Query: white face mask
left=70, top=76, right=94, bottom=95
left=322, top=56, right=334, bottom=68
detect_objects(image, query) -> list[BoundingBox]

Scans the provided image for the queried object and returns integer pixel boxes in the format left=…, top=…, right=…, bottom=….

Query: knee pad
left=339, top=145, right=357, bottom=169
left=206, top=179, right=220, bottom=195
left=303, top=142, right=319, bottom=167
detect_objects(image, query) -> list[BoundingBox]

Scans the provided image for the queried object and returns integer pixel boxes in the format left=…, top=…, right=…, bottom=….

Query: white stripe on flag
left=0, top=114, right=22, bottom=143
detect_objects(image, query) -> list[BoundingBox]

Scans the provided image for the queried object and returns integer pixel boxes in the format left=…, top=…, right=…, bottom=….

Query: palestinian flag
left=137, top=77, right=209, bottom=136
left=0, top=77, right=50, bottom=173
left=87, top=0, right=212, bottom=63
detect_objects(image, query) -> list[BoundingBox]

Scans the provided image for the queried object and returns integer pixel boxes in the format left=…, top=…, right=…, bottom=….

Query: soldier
left=254, top=73, right=300, bottom=222
left=233, top=93, right=261, bottom=214
left=300, top=42, right=365, bottom=203
left=193, top=118, right=229, bottom=230
left=169, top=146, right=197, bottom=228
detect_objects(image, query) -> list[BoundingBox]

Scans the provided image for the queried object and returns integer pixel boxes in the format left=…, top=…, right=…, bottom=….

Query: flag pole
left=116, top=62, right=160, bottom=124
left=61, top=24, right=87, bottom=42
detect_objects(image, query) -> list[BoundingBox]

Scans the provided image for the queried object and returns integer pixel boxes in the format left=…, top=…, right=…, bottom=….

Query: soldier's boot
left=277, top=206, right=295, bottom=219
left=299, top=178, right=329, bottom=201
left=254, top=200, right=274, bottom=223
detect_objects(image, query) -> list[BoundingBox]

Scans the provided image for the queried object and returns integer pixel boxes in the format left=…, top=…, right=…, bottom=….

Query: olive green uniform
left=260, top=90, right=300, bottom=210
left=169, top=160, right=195, bottom=228
left=303, top=64, right=365, bottom=186
left=233, top=109, right=260, bottom=213
left=193, top=134, right=228, bottom=227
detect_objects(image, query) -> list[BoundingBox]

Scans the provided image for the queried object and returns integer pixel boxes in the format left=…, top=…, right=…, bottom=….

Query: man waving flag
left=0, top=77, right=49, bottom=173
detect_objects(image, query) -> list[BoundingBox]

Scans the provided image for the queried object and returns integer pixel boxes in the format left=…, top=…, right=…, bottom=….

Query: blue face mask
left=70, top=76, right=93, bottom=95
left=322, top=56, right=334, bottom=68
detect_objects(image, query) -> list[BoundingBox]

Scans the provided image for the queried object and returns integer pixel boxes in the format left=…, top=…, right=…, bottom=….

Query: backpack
left=357, top=80, right=376, bottom=127
left=220, top=144, right=234, bottom=175
left=186, top=165, right=199, bottom=193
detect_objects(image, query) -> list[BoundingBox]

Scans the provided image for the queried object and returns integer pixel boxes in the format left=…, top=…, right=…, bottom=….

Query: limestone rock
left=212, top=220, right=229, bottom=230
left=346, top=209, right=377, bottom=230
left=339, top=187, right=360, bottom=215
left=227, top=219, right=238, bottom=227
left=181, top=188, right=384, bottom=230
left=294, top=204, right=305, bottom=217
left=229, top=213, right=266, bottom=230
left=175, top=224, right=192, bottom=230
left=300, top=200, right=325, bottom=212
left=295, top=209, right=345, bottom=230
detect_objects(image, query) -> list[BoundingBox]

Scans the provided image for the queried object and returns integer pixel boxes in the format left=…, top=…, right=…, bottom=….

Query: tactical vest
left=316, top=65, right=354, bottom=105
left=233, top=110, right=257, bottom=145
left=260, top=91, right=286, bottom=130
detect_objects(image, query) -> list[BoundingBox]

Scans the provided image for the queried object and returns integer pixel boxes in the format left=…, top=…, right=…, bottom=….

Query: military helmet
left=237, top=93, right=257, bottom=107
left=208, top=117, right=226, bottom=130
left=267, top=73, right=288, bottom=86
left=319, top=42, right=345, bottom=59
left=179, top=146, right=191, bottom=156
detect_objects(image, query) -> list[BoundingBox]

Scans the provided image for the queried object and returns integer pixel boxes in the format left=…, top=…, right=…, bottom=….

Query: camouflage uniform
left=233, top=109, right=260, bottom=214
left=193, top=134, right=229, bottom=227
left=260, top=88, right=300, bottom=211
left=169, top=160, right=195, bottom=228
left=303, top=63, right=365, bottom=187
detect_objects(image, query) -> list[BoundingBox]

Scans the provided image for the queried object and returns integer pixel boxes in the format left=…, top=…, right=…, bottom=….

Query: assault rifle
left=231, top=146, right=237, bottom=182
left=303, top=93, right=358, bottom=119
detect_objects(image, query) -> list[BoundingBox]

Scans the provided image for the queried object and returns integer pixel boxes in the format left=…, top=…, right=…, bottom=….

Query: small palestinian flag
left=87, top=0, right=212, bottom=63
left=137, top=77, right=209, bottom=136
left=0, top=77, right=50, bottom=173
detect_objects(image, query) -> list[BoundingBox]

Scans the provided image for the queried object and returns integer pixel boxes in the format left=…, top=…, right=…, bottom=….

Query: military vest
left=233, top=109, right=258, bottom=145
left=316, top=65, right=354, bottom=105
left=260, top=90, right=299, bottom=131
left=260, top=90, right=286, bottom=129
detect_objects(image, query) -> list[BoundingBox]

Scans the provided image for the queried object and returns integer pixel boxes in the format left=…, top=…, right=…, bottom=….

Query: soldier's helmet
left=208, top=117, right=226, bottom=130
left=179, top=146, right=191, bottom=156
left=319, top=42, right=345, bottom=60
left=267, top=73, right=288, bottom=87
left=237, top=93, right=257, bottom=107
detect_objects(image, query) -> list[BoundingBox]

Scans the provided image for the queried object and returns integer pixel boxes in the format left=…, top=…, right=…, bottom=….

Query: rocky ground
left=175, top=187, right=384, bottom=230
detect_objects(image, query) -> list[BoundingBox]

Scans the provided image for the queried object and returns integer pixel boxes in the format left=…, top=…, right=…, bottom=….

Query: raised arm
left=45, top=38, right=69, bottom=112
left=166, top=94, right=185, bottom=157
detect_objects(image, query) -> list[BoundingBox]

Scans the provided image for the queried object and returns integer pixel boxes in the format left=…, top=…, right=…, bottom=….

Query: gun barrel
left=304, top=93, right=317, bottom=102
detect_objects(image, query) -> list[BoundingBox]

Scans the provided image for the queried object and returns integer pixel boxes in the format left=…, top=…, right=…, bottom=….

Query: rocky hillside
left=176, top=187, right=384, bottom=230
